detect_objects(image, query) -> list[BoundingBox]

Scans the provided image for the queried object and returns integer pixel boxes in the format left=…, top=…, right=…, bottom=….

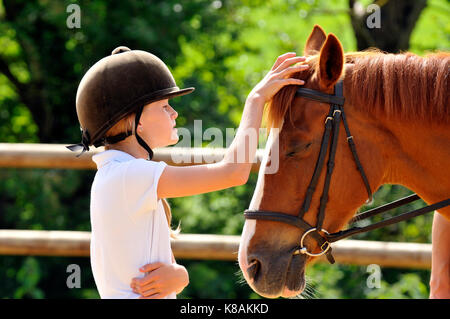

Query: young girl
left=67, top=46, right=308, bottom=299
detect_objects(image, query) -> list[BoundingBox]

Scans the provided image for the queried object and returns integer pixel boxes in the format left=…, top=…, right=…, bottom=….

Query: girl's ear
left=304, top=25, right=327, bottom=56
left=318, top=33, right=344, bottom=90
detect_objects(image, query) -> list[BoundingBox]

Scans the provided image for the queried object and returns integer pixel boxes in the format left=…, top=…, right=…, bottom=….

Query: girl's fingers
left=139, top=287, right=158, bottom=297
left=249, top=53, right=308, bottom=103
left=131, top=271, right=159, bottom=287
left=136, top=280, right=158, bottom=292
left=139, top=262, right=163, bottom=273
left=271, top=52, right=297, bottom=71
left=134, top=281, right=171, bottom=299
left=276, top=65, right=309, bottom=79
left=132, top=275, right=158, bottom=287
left=273, top=56, right=307, bottom=74
left=271, top=79, right=305, bottom=90
left=132, top=282, right=156, bottom=295
left=281, top=78, right=305, bottom=86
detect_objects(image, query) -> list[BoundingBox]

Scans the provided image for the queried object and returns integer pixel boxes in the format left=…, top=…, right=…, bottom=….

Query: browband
left=296, top=87, right=345, bottom=106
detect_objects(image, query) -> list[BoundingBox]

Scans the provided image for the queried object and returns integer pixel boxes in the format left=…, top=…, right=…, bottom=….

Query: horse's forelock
left=265, top=64, right=314, bottom=133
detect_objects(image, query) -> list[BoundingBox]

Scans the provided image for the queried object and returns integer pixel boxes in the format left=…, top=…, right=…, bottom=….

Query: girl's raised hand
left=248, top=52, right=308, bottom=103
left=130, top=261, right=189, bottom=299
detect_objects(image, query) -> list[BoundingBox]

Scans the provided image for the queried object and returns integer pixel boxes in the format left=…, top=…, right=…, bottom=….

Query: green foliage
left=305, top=263, right=430, bottom=299
left=0, top=0, right=448, bottom=299
left=13, top=257, right=44, bottom=299
left=411, top=0, right=450, bottom=54
left=365, top=273, right=429, bottom=299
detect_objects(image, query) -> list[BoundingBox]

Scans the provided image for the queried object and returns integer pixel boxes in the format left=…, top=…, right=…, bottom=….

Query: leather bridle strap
left=349, top=194, right=420, bottom=224
left=326, top=197, right=450, bottom=243
left=316, top=93, right=342, bottom=231
left=340, top=110, right=373, bottom=203
left=298, top=82, right=345, bottom=218
left=293, top=87, right=345, bottom=105
left=298, top=107, right=334, bottom=217
left=296, top=82, right=373, bottom=207
left=244, top=210, right=335, bottom=264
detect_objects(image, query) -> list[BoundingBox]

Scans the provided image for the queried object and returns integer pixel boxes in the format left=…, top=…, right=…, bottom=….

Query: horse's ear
left=304, top=25, right=327, bottom=56
left=318, top=33, right=344, bottom=89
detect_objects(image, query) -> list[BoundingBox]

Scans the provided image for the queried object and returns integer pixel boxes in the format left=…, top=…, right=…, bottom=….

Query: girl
left=67, top=46, right=308, bottom=298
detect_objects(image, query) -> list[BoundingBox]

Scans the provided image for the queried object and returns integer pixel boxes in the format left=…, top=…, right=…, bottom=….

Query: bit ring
left=293, top=228, right=331, bottom=257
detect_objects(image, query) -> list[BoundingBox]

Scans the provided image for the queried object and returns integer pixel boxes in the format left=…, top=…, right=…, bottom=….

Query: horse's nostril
left=247, top=258, right=261, bottom=281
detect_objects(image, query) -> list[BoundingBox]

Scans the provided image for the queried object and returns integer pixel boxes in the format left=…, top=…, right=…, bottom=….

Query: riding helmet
left=66, top=46, right=194, bottom=160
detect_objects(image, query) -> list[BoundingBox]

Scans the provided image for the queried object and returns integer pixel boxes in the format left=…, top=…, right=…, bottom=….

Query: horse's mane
left=266, top=50, right=450, bottom=130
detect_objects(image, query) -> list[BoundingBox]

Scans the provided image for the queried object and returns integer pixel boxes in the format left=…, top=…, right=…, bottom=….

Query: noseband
left=244, top=81, right=450, bottom=264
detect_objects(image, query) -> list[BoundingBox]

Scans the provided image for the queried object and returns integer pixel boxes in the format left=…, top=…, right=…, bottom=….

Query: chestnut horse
left=238, top=25, right=450, bottom=298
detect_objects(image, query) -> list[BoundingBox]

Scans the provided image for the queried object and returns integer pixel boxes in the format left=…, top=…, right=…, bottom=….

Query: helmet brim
left=157, top=87, right=195, bottom=101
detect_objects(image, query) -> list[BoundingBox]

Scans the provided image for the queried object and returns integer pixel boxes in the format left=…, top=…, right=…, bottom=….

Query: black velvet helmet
left=66, top=46, right=194, bottom=159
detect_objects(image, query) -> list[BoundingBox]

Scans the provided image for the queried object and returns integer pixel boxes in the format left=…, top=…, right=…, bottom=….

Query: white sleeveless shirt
left=90, top=150, right=175, bottom=299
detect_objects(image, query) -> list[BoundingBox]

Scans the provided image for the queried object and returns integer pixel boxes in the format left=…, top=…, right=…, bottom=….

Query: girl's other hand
left=130, top=261, right=189, bottom=299
left=248, top=52, right=308, bottom=104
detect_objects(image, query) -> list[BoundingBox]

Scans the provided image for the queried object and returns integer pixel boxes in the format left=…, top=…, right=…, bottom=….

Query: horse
left=238, top=25, right=450, bottom=298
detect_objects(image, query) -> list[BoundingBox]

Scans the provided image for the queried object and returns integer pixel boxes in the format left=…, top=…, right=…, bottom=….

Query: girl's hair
left=105, top=113, right=180, bottom=239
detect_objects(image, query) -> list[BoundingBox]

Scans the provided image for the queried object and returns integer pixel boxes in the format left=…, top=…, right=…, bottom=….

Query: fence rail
left=0, top=230, right=432, bottom=269
left=0, top=143, right=263, bottom=171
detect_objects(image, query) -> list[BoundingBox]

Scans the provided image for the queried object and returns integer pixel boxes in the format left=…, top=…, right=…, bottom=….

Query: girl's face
left=138, top=99, right=179, bottom=148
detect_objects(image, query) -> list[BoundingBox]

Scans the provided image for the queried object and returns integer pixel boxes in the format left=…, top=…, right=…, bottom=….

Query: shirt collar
left=92, top=150, right=136, bottom=169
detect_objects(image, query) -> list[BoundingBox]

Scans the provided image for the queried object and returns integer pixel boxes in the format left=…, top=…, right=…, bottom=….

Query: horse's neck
left=342, top=68, right=450, bottom=218
left=383, top=121, right=450, bottom=214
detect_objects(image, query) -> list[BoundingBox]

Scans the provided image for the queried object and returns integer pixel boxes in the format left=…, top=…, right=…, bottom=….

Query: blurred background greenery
left=0, top=0, right=448, bottom=299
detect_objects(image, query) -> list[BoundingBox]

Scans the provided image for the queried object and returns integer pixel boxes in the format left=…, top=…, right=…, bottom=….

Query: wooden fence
left=0, top=230, right=432, bottom=269
left=0, top=143, right=263, bottom=171
left=0, top=143, right=433, bottom=269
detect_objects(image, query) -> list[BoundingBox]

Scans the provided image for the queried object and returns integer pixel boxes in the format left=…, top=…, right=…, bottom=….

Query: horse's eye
left=287, top=151, right=296, bottom=157
left=287, top=142, right=312, bottom=157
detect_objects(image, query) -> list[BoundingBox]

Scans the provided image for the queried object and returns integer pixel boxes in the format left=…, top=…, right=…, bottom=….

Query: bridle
left=244, top=80, right=450, bottom=264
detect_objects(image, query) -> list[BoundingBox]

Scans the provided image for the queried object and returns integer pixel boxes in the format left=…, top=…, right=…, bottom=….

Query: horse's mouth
left=283, top=255, right=307, bottom=297
left=281, top=269, right=306, bottom=298
left=249, top=269, right=306, bottom=299
left=242, top=252, right=307, bottom=298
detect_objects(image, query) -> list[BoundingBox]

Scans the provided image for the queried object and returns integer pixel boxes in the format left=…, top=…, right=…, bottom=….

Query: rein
left=244, top=80, right=450, bottom=264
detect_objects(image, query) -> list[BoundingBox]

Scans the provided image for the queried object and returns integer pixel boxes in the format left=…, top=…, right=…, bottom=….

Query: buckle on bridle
left=293, top=228, right=331, bottom=257
left=320, top=241, right=330, bottom=251
left=325, top=116, right=333, bottom=124
left=332, top=109, right=341, bottom=116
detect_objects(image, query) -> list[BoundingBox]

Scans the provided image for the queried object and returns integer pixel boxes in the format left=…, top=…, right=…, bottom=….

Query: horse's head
left=239, top=25, right=383, bottom=298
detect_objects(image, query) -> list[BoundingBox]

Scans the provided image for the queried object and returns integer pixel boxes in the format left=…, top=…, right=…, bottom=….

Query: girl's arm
left=157, top=53, right=307, bottom=199
left=171, top=252, right=187, bottom=295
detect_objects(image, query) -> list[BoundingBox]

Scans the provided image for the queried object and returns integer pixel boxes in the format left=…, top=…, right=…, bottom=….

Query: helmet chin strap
left=84, top=104, right=154, bottom=160
left=134, top=104, right=154, bottom=161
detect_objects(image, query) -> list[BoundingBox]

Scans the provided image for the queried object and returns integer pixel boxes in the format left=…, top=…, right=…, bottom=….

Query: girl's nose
left=170, top=105, right=178, bottom=119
